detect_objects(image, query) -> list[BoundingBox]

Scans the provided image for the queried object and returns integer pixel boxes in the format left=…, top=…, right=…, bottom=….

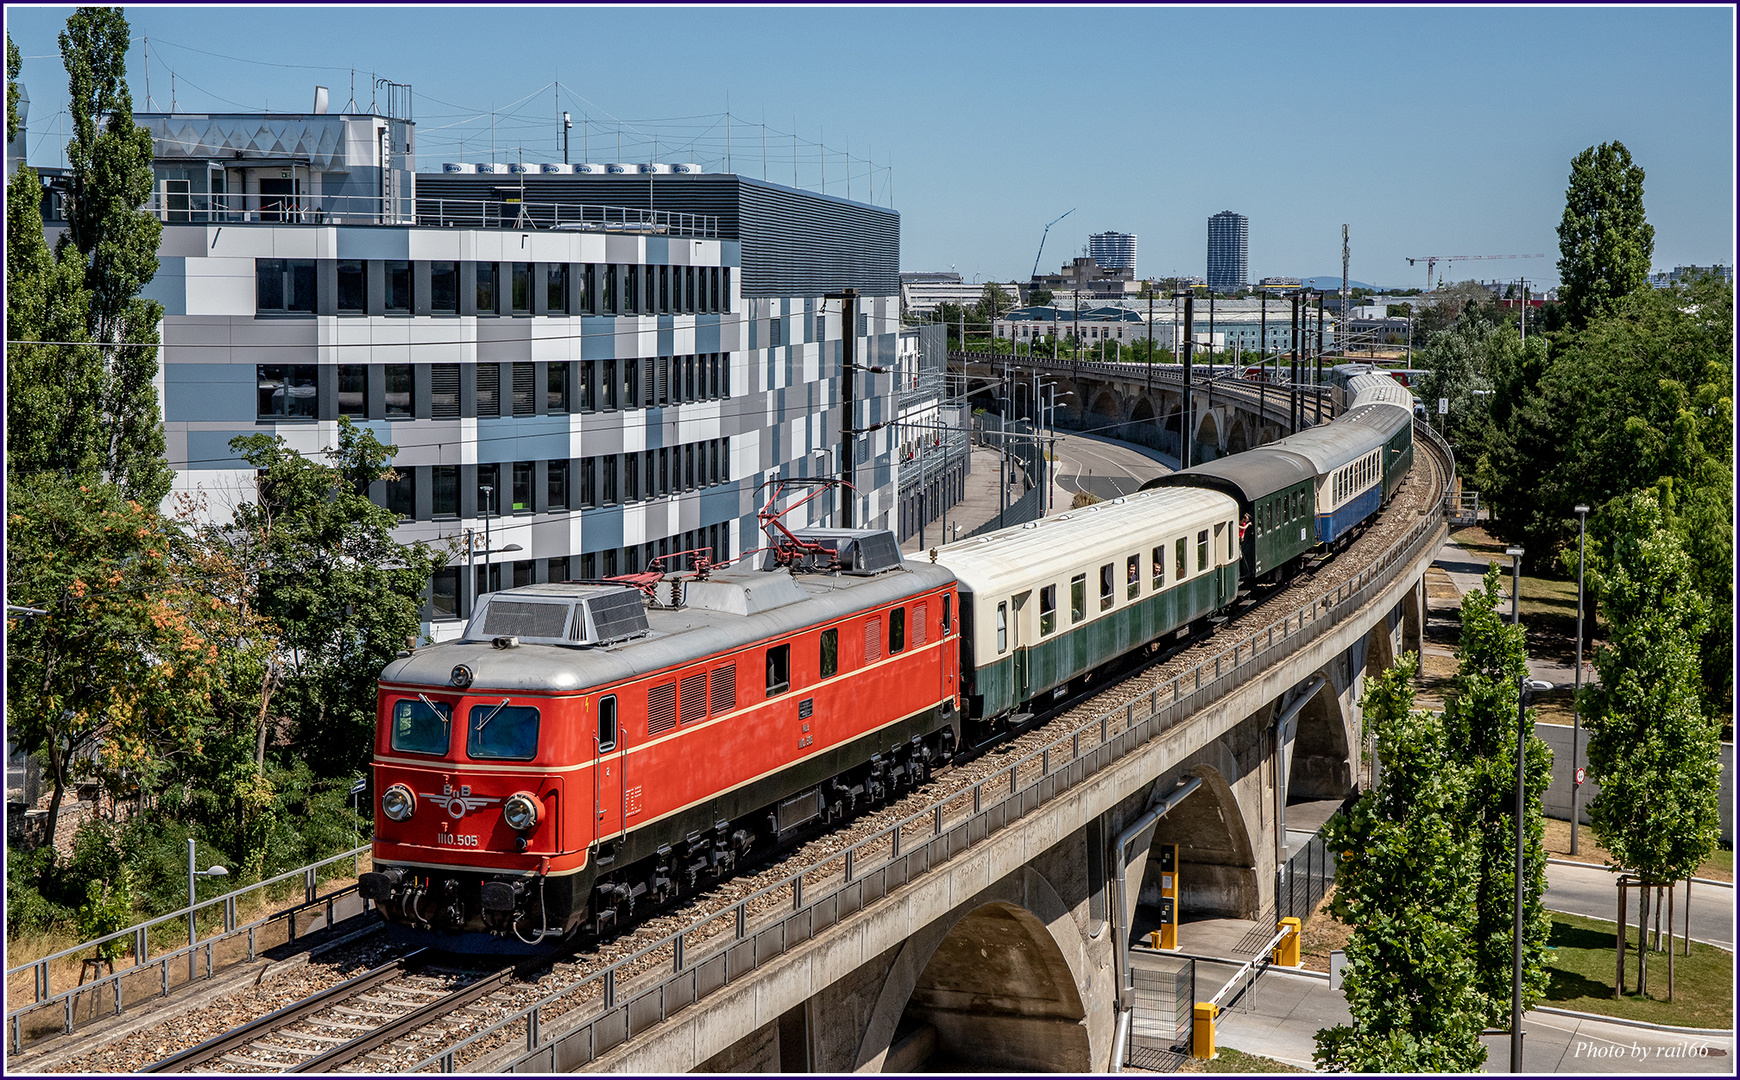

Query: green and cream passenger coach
left=933, top=487, right=1241, bottom=726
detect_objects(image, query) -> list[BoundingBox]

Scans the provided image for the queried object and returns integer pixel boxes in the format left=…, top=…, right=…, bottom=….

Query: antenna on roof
left=344, top=69, right=356, bottom=114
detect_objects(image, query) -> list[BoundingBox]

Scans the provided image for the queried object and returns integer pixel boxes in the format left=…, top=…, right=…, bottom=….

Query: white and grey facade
left=1088, top=231, right=1137, bottom=275
left=123, top=110, right=902, bottom=641
left=1207, top=210, right=1249, bottom=291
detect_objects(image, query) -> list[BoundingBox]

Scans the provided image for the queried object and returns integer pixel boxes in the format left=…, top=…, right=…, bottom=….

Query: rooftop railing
left=139, top=192, right=720, bottom=238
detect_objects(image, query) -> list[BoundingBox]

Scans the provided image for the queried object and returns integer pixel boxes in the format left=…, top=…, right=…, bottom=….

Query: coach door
left=593, top=695, right=624, bottom=845
left=1012, top=590, right=1032, bottom=700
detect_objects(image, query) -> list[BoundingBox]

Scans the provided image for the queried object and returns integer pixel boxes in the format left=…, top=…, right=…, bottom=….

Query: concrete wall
left=1538, top=722, right=1733, bottom=846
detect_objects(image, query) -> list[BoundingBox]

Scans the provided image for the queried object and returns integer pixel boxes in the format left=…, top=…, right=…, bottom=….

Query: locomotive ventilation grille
left=784, top=528, right=905, bottom=575
left=462, top=584, right=650, bottom=647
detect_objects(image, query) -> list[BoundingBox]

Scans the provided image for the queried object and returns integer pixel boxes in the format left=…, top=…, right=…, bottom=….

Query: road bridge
left=422, top=427, right=1450, bottom=1075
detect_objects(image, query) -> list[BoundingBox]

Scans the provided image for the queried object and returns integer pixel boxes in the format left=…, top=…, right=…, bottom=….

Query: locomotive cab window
left=467, top=701, right=540, bottom=761
left=942, top=595, right=952, bottom=634
left=889, top=608, right=906, bottom=655
left=391, top=698, right=451, bottom=756
left=766, top=644, right=791, bottom=696
left=820, top=629, right=838, bottom=678
left=597, top=695, right=618, bottom=751
left=1039, top=586, right=1056, bottom=636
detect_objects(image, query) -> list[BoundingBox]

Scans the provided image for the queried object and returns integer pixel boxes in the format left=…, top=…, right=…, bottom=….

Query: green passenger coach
left=1140, top=452, right=1319, bottom=585
left=933, top=487, right=1241, bottom=725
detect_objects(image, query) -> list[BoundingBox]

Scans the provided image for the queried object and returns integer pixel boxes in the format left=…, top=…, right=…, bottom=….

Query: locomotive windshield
left=468, top=703, right=541, bottom=760
left=392, top=697, right=452, bottom=755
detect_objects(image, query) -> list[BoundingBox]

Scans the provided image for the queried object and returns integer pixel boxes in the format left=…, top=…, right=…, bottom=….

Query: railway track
left=61, top=425, right=1451, bottom=1076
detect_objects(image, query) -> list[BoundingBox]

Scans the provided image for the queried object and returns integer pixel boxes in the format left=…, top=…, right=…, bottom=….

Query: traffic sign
left=350, top=778, right=368, bottom=795
left=1438, top=397, right=1449, bottom=415
left=1574, top=767, right=1585, bottom=787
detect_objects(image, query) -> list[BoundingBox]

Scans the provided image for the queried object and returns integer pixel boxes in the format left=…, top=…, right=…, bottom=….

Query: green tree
left=1441, top=567, right=1553, bottom=1023
left=225, top=419, right=451, bottom=776
left=1556, top=141, right=1654, bottom=329
left=1315, top=655, right=1487, bottom=1073
left=1576, top=491, right=1720, bottom=995
left=975, top=282, right=1013, bottom=324
left=7, top=33, right=21, bottom=142
left=58, top=7, right=172, bottom=504
left=1027, top=287, right=1054, bottom=307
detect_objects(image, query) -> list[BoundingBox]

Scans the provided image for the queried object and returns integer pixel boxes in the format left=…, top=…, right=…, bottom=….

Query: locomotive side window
left=942, top=595, right=952, bottom=634
left=597, top=695, right=618, bottom=752
left=889, top=608, right=906, bottom=654
left=467, top=701, right=540, bottom=761
left=1039, top=587, right=1056, bottom=636
left=1070, top=575, right=1086, bottom=624
left=391, top=698, right=451, bottom=756
left=820, top=628, right=839, bottom=678
left=996, top=602, right=1007, bottom=653
left=766, top=644, right=791, bottom=696
left=1152, top=546, right=1165, bottom=589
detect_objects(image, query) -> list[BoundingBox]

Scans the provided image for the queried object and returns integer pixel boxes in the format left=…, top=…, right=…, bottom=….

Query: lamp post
left=188, top=839, right=228, bottom=979
left=1506, top=546, right=1524, bottom=625
left=1513, top=674, right=1552, bottom=1072
left=1571, top=504, right=1589, bottom=854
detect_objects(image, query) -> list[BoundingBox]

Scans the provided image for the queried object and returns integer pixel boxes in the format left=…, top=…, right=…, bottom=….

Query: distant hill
left=1300, top=276, right=1392, bottom=292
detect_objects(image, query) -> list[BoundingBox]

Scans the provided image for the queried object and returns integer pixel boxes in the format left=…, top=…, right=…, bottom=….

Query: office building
left=1207, top=211, right=1249, bottom=291
left=1088, top=232, right=1137, bottom=275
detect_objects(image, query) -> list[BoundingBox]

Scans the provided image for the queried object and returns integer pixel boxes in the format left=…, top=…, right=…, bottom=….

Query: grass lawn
left=1542, top=911, right=1733, bottom=1030
left=1540, top=820, right=1732, bottom=882
left=1448, top=525, right=1589, bottom=664
left=1179, top=1046, right=1307, bottom=1073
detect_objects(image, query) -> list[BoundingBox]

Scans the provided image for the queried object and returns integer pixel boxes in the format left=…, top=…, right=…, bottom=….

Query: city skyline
left=5, top=5, right=1734, bottom=286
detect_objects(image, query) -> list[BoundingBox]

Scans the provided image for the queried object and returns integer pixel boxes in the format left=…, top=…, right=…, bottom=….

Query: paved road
left=1546, top=861, right=1733, bottom=950
left=1050, top=430, right=1173, bottom=503
left=1153, top=960, right=1735, bottom=1073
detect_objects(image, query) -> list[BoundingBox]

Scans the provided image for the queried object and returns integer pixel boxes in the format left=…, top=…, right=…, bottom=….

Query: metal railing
left=6, top=845, right=373, bottom=1052
left=399, top=428, right=1450, bottom=1074
left=139, top=192, right=719, bottom=238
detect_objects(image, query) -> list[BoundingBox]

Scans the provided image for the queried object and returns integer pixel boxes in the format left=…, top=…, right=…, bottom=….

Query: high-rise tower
left=1089, top=231, right=1137, bottom=275
left=1207, top=211, right=1248, bottom=290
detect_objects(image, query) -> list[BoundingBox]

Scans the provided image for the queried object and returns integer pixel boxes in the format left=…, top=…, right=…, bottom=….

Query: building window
left=428, top=567, right=461, bottom=621
left=385, top=260, right=411, bottom=313
left=337, top=364, right=367, bottom=417
left=511, top=461, right=533, bottom=513
left=477, top=462, right=501, bottom=518
left=602, top=264, right=616, bottom=313
left=432, top=364, right=460, bottom=419
left=684, top=444, right=696, bottom=489
left=547, top=363, right=569, bottom=413
left=549, top=556, right=570, bottom=583
left=336, top=260, right=365, bottom=313
left=476, top=262, right=498, bottom=314
left=432, top=465, right=459, bottom=518
left=549, top=460, right=569, bottom=511
left=384, top=364, right=413, bottom=418
left=476, top=364, right=500, bottom=417
left=578, top=264, right=593, bottom=313
left=386, top=468, right=414, bottom=519
left=710, top=267, right=720, bottom=311
left=769, top=317, right=782, bottom=348
left=601, top=454, right=617, bottom=504
left=547, top=264, right=567, bottom=313
left=626, top=265, right=639, bottom=313
left=256, top=364, right=317, bottom=419
left=256, top=259, right=316, bottom=314
left=625, top=358, right=641, bottom=410
left=657, top=265, right=669, bottom=314
left=511, top=262, right=530, bottom=313
left=513, top=560, right=533, bottom=588
left=512, top=363, right=535, bottom=416
left=579, top=553, right=596, bottom=579
left=623, top=452, right=639, bottom=502
left=580, top=457, right=597, bottom=508
left=579, top=361, right=596, bottom=412
left=431, top=261, right=458, bottom=313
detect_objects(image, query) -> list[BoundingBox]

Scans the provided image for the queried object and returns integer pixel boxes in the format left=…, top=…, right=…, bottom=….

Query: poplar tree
left=1315, top=656, right=1487, bottom=1073
left=1578, top=490, right=1719, bottom=995
left=1442, top=567, right=1553, bottom=1024
left=1555, top=141, right=1654, bottom=329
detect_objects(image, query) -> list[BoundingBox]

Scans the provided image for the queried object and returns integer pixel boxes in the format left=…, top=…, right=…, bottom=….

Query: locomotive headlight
left=503, top=792, right=541, bottom=832
left=381, top=783, right=416, bottom=822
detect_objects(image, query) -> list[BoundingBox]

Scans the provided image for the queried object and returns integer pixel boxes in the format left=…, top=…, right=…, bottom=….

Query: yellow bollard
left=1148, top=930, right=1163, bottom=949
left=1192, top=1001, right=1218, bottom=1060
left=1274, top=917, right=1302, bottom=967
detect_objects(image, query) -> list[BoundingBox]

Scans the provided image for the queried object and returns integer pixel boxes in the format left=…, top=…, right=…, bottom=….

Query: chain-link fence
left=1128, top=956, right=1195, bottom=1070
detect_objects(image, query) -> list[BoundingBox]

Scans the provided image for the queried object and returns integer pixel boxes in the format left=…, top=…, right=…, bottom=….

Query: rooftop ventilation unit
left=575, top=163, right=606, bottom=174
left=604, top=163, right=634, bottom=174
left=782, top=529, right=905, bottom=576
left=442, top=162, right=478, bottom=173
left=540, top=162, right=574, bottom=174
left=671, top=162, right=703, bottom=174
left=476, top=162, right=509, bottom=174
left=462, top=583, right=650, bottom=647
left=507, top=162, right=535, bottom=173
left=638, top=163, right=672, bottom=174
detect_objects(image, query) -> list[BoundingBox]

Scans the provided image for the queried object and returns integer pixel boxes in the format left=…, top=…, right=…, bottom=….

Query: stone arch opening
left=1226, top=417, right=1249, bottom=454
left=1195, top=411, right=1222, bottom=463
left=1364, top=617, right=1397, bottom=680
left=1162, top=408, right=1182, bottom=458
left=1289, top=677, right=1354, bottom=801
left=1144, top=766, right=1259, bottom=918
left=1130, top=396, right=1156, bottom=424
left=884, top=901, right=1091, bottom=1072
left=1088, top=390, right=1122, bottom=426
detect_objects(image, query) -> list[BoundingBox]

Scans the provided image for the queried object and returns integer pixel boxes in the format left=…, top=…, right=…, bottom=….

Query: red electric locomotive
left=360, top=528, right=960, bottom=950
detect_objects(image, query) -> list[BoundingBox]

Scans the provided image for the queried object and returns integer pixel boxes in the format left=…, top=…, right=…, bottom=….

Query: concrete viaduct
left=435, top=389, right=1445, bottom=1076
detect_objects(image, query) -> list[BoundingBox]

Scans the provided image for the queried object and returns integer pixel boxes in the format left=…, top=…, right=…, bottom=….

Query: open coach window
left=391, top=698, right=451, bottom=756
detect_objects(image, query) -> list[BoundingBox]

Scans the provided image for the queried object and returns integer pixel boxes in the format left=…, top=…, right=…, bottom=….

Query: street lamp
left=1505, top=546, right=1524, bottom=625
left=188, top=838, right=228, bottom=979
left=1571, top=504, right=1589, bottom=855
left=1513, top=674, right=1552, bottom=1072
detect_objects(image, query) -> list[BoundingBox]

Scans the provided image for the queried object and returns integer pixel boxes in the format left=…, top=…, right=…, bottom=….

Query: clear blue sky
left=7, top=5, right=1734, bottom=288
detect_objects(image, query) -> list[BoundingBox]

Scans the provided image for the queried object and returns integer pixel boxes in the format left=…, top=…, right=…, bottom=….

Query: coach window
left=766, top=644, right=791, bottom=696
left=1039, top=585, right=1056, bottom=636
left=1100, top=563, right=1115, bottom=611
left=820, top=628, right=838, bottom=678
left=468, top=701, right=539, bottom=761
left=391, top=698, right=450, bottom=756
left=1197, top=530, right=1209, bottom=572
left=996, top=602, right=1007, bottom=653
left=889, top=607, right=907, bottom=654
left=1152, top=546, right=1165, bottom=590
left=1226, top=522, right=1235, bottom=560
left=1070, top=574, right=1087, bottom=624
left=1175, top=538, right=1187, bottom=580
left=1127, top=555, right=1140, bottom=600
left=597, top=696, right=618, bottom=752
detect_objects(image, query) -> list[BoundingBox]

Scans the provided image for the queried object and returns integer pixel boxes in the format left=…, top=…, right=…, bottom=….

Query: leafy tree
left=1556, top=141, right=1654, bottom=329
left=1027, top=286, right=1054, bottom=307
left=58, top=7, right=172, bottom=504
left=1315, top=655, right=1487, bottom=1073
left=1576, top=491, right=1720, bottom=994
left=976, top=282, right=1013, bottom=323
left=225, top=419, right=451, bottom=776
left=1441, top=568, right=1553, bottom=1023
left=7, top=32, right=20, bottom=142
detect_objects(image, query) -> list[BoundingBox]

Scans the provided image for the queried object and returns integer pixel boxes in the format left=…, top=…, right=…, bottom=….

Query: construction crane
left=1406, top=253, right=1547, bottom=292
left=1031, top=208, right=1076, bottom=280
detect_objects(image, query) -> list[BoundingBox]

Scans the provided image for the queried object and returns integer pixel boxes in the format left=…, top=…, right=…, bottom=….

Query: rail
left=6, top=845, right=373, bottom=1052
left=398, top=426, right=1451, bottom=1073
left=138, top=192, right=720, bottom=239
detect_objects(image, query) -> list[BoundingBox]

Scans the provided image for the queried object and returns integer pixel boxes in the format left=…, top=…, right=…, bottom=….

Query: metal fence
left=5, top=845, right=373, bottom=1052
left=396, top=423, right=1449, bottom=1074
left=137, top=192, right=719, bottom=238
left=1279, top=812, right=1343, bottom=923
left=1128, top=957, right=1195, bottom=1069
